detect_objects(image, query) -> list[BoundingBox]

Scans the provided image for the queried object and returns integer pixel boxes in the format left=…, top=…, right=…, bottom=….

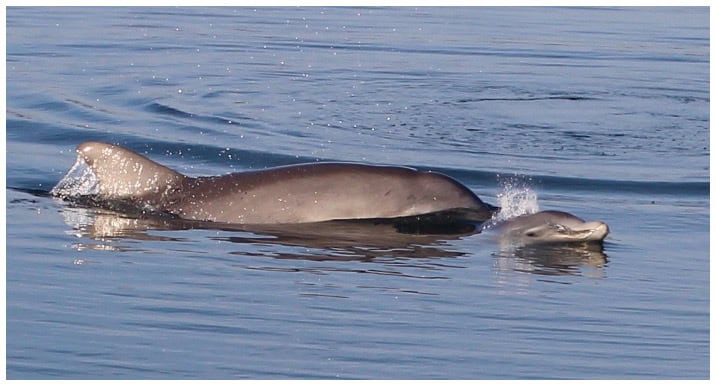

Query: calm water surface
left=6, top=7, right=709, bottom=379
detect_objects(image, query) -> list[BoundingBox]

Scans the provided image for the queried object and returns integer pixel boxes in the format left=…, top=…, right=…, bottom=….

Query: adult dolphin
left=492, top=210, right=609, bottom=243
left=51, top=141, right=498, bottom=224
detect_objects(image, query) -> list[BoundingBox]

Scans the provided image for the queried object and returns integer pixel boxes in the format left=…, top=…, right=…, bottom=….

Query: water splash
left=50, top=155, right=100, bottom=198
left=493, top=174, right=539, bottom=222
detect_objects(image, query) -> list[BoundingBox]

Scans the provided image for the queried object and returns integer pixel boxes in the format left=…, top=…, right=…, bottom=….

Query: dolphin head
left=498, top=210, right=609, bottom=244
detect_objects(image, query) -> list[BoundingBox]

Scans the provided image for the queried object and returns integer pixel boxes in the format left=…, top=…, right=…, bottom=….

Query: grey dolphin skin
left=495, top=210, right=609, bottom=243
left=52, top=141, right=497, bottom=224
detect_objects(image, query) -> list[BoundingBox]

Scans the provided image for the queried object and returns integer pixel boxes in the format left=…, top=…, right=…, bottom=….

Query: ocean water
left=5, top=7, right=709, bottom=379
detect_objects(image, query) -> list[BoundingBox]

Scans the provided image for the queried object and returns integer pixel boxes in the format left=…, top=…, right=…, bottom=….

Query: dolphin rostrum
left=493, top=210, right=609, bottom=243
left=51, top=141, right=498, bottom=225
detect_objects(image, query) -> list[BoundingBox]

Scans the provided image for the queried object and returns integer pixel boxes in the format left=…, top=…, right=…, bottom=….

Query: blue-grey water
left=6, top=7, right=709, bottom=379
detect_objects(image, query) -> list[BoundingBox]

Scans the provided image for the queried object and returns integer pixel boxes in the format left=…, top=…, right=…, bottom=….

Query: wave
left=533, top=174, right=709, bottom=197
left=425, top=165, right=708, bottom=197
left=144, top=101, right=262, bottom=129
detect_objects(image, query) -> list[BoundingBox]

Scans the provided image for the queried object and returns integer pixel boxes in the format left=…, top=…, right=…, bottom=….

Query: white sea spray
left=50, top=155, right=100, bottom=198
left=493, top=174, right=540, bottom=222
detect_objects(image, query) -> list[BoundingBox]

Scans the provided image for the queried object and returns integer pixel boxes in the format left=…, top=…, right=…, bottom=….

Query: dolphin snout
left=582, top=221, right=609, bottom=241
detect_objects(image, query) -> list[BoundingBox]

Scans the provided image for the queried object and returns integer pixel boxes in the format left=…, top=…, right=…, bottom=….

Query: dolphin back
left=52, top=142, right=498, bottom=225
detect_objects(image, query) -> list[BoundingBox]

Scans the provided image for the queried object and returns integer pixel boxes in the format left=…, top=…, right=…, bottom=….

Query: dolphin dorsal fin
left=76, top=141, right=186, bottom=201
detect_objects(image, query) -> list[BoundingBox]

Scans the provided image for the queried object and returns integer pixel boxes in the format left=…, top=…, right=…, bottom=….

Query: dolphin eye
left=548, top=223, right=568, bottom=233
left=525, top=231, right=537, bottom=237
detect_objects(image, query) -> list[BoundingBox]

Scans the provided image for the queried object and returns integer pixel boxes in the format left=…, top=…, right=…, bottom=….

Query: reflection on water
left=56, top=201, right=477, bottom=281
left=493, top=240, right=608, bottom=279
left=55, top=198, right=608, bottom=280
left=58, top=202, right=476, bottom=252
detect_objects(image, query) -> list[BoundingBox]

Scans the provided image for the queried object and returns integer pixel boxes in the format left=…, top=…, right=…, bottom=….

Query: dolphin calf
left=493, top=210, right=609, bottom=243
left=51, top=141, right=497, bottom=225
